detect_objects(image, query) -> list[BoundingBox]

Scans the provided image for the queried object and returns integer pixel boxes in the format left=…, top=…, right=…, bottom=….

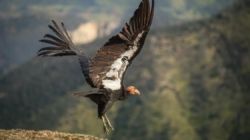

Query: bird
left=38, top=0, right=154, bottom=134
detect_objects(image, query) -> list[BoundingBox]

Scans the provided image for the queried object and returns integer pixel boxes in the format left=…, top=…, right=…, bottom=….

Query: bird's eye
left=122, top=56, right=128, bottom=62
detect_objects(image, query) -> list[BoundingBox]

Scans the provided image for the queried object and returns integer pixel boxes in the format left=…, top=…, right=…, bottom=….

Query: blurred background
left=0, top=0, right=249, bottom=139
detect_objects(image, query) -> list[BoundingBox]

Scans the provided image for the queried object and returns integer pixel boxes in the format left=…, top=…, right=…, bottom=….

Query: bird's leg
left=101, top=114, right=114, bottom=134
left=104, top=114, right=114, bottom=130
left=102, top=116, right=109, bottom=134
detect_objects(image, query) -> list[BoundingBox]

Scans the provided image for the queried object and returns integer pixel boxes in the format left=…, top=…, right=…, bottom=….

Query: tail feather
left=69, top=91, right=104, bottom=97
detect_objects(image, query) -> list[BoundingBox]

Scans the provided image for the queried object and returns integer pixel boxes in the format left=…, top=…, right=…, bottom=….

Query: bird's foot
left=102, top=114, right=115, bottom=134
left=107, top=122, right=114, bottom=130
left=102, top=115, right=111, bottom=134
left=104, top=120, right=114, bottom=131
left=104, top=116, right=114, bottom=130
left=103, top=124, right=110, bottom=134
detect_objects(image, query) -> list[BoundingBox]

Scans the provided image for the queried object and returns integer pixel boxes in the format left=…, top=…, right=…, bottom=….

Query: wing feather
left=122, top=23, right=132, bottom=39
left=38, top=21, right=95, bottom=87
left=118, top=32, right=130, bottom=42
left=129, top=17, right=135, bottom=35
left=51, top=20, right=68, bottom=42
left=61, top=22, right=73, bottom=43
left=39, top=39, right=66, bottom=47
left=89, top=0, right=154, bottom=90
left=44, top=34, right=65, bottom=44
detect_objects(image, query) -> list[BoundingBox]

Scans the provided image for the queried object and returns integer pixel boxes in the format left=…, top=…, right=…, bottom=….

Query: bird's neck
left=118, top=89, right=130, bottom=100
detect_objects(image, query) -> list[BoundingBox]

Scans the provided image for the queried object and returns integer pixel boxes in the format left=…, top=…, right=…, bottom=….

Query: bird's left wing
left=38, top=21, right=95, bottom=87
left=89, top=0, right=154, bottom=91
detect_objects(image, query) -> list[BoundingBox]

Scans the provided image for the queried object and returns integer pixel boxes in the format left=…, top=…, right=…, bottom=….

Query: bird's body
left=38, top=0, right=154, bottom=134
left=73, top=87, right=127, bottom=118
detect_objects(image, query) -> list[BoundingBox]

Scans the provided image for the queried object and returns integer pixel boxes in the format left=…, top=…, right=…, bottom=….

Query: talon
left=108, top=124, right=114, bottom=130
left=103, top=125, right=109, bottom=134
left=106, top=121, right=114, bottom=130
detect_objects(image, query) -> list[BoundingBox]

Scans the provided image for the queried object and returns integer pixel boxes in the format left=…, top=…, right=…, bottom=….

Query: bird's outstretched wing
left=89, top=0, right=154, bottom=91
left=38, top=0, right=155, bottom=90
left=38, top=21, right=95, bottom=87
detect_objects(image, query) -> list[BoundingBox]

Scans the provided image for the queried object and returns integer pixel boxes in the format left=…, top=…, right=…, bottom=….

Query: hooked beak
left=134, top=89, right=140, bottom=95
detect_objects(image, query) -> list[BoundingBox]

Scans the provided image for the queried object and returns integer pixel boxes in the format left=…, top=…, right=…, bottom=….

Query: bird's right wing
left=89, top=0, right=154, bottom=90
left=38, top=21, right=95, bottom=87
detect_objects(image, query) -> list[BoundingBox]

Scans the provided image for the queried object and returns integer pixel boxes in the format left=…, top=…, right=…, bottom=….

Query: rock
left=0, top=129, right=106, bottom=140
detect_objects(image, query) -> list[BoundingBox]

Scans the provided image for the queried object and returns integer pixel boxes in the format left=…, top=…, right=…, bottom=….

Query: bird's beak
left=134, top=89, right=140, bottom=95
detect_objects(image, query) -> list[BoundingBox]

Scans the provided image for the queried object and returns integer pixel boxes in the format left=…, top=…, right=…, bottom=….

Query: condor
left=38, top=0, right=154, bottom=134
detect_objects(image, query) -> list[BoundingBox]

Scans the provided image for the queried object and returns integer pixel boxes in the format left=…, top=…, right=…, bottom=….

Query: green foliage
left=146, top=1, right=250, bottom=139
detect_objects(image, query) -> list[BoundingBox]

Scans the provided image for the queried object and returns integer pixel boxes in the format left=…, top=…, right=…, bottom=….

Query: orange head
left=125, top=86, right=140, bottom=95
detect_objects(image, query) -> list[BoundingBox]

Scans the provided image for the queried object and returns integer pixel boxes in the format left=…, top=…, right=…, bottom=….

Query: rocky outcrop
left=0, top=129, right=106, bottom=140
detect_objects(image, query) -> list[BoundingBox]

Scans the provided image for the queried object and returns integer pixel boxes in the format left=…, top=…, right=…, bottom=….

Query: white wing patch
left=102, top=78, right=121, bottom=90
left=102, top=31, right=145, bottom=90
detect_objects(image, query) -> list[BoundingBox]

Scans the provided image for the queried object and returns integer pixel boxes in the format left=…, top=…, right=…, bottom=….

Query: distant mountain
left=0, top=0, right=237, bottom=75
left=1, top=0, right=250, bottom=140
left=0, top=0, right=237, bottom=24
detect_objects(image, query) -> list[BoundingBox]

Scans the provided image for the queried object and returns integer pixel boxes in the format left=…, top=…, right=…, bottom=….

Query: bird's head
left=125, top=86, right=140, bottom=95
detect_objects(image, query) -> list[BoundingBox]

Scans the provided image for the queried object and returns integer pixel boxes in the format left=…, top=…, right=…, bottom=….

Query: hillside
left=0, top=0, right=250, bottom=140
left=0, top=0, right=237, bottom=76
